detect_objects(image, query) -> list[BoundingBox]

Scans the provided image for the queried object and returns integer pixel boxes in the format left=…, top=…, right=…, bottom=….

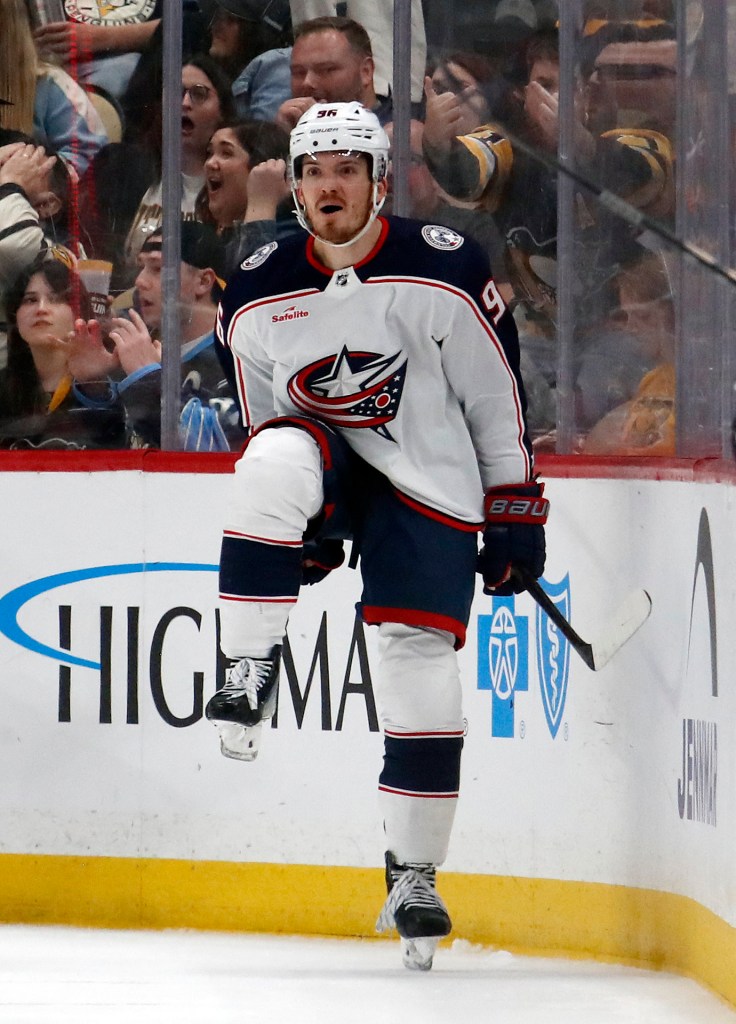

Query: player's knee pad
left=226, top=426, right=324, bottom=539
left=375, top=622, right=464, bottom=734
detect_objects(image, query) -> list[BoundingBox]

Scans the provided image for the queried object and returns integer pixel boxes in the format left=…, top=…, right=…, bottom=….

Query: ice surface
left=0, top=926, right=733, bottom=1024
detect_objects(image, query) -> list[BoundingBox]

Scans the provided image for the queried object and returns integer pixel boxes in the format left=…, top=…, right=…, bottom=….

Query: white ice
left=0, top=926, right=734, bottom=1024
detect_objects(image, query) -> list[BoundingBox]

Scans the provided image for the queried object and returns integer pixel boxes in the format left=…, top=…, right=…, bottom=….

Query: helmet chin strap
left=293, top=183, right=386, bottom=250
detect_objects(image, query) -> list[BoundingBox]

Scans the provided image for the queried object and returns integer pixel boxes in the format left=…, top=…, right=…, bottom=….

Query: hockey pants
left=219, top=423, right=467, bottom=865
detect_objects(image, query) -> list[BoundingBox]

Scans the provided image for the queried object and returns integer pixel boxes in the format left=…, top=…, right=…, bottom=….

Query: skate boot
left=205, top=647, right=281, bottom=762
left=375, top=851, right=452, bottom=971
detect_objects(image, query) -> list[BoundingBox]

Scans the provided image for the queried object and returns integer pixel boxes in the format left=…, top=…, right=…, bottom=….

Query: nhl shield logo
left=535, top=575, right=571, bottom=738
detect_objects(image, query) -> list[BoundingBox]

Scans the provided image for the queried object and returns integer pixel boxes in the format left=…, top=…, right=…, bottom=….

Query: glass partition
left=0, top=0, right=247, bottom=451
left=420, top=0, right=733, bottom=460
left=674, top=0, right=732, bottom=458
left=0, top=0, right=733, bottom=457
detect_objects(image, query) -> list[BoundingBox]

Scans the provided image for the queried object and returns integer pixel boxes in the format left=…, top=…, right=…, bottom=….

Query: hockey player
left=207, top=101, right=548, bottom=970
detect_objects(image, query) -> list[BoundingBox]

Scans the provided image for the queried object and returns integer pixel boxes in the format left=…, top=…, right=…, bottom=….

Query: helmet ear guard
left=289, top=102, right=390, bottom=248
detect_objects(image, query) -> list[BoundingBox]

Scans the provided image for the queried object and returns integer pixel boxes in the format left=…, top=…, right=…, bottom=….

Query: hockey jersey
left=216, top=216, right=533, bottom=524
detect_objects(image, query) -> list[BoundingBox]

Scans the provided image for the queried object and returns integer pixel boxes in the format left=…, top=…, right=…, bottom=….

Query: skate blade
left=401, top=936, right=439, bottom=971
left=213, top=721, right=262, bottom=762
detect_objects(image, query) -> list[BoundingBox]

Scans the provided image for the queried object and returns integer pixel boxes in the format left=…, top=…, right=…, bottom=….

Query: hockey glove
left=478, top=482, right=548, bottom=596
left=301, top=538, right=345, bottom=586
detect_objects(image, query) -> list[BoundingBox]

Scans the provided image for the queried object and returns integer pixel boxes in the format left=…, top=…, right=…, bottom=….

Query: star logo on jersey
left=287, top=347, right=407, bottom=439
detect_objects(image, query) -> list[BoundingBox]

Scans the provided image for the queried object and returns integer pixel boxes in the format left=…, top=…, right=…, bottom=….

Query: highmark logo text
left=477, top=575, right=571, bottom=740
left=0, top=563, right=378, bottom=731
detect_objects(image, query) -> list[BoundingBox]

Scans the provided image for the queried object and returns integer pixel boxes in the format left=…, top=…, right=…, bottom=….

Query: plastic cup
left=77, top=260, right=113, bottom=320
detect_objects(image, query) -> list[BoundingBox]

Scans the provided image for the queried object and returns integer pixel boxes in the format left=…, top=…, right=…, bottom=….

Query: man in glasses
left=586, top=20, right=677, bottom=138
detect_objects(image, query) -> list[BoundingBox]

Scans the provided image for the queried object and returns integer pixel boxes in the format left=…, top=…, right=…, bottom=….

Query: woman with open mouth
left=197, top=118, right=299, bottom=272
left=123, top=54, right=234, bottom=279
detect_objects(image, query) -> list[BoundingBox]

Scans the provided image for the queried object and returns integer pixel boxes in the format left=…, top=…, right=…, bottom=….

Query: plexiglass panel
left=1, top=0, right=733, bottom=456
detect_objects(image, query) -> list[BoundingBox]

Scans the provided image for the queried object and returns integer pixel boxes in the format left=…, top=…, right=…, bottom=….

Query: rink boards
left=0, top=452, right=733, bottom=1005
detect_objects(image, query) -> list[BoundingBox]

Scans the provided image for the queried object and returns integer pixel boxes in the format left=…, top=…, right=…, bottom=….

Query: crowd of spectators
left=0, top=0, right=682, bottom=454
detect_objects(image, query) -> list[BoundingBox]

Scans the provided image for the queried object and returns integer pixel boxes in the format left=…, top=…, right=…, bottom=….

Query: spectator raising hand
left=0, top=142, right=55, bottom=293
left=32, top=12, right=162, bottom=100
left=422, top=75, right=468, bottom=155
left=108, top=309, right=162, bottom=377
left=57, top=317, right=119, bottom=385
left=243, top=158, right=290, bottom=222
left=34, top=20, right=110, bottom=63
left=0, top=143, right=57, bottom=205
left=58, top=297, right=161, bottom=385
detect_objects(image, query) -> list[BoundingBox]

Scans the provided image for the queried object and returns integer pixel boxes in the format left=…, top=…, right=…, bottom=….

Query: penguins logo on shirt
left=287, top=347, right=407, bottom=439
left=64, top=0, right=157, bottom=25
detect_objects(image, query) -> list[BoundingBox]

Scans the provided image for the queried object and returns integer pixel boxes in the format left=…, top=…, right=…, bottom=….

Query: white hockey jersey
left=216, top=216, right=533, bottom=524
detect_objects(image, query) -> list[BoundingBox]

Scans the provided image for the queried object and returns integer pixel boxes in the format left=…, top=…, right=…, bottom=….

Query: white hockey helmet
left=289, top=101, right=390, bottom=246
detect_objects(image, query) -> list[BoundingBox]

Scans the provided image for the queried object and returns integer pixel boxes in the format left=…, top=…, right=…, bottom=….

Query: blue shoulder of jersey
left=375, top=215, right=491, bottom=294
left=223, top=233, right=309, bottom=311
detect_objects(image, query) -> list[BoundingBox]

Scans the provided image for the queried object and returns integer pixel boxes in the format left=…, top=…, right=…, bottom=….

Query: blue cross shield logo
left=477, top=596, right=528, bottom=737
left=535, top=575, right=571, bottom=738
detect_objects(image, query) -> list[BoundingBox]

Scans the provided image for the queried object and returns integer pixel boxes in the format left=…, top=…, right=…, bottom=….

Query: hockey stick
left=514, top=567, right=652, bottom=671
left=503, top=128, right=736, bottom=290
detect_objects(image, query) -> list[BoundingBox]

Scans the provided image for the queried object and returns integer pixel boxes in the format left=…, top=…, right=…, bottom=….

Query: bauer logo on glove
left=478, top=481, right=549, bottom=596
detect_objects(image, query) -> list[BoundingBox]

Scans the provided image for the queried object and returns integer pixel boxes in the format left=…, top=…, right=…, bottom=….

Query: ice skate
left=205, top=647, right=281, bottom=761
left=375, top=851, right=452, bottom=971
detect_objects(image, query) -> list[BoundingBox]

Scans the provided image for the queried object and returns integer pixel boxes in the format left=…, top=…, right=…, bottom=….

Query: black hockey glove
left=478, top=482, right=549, bottom=596
left=301, top=538, right=345, bottom=586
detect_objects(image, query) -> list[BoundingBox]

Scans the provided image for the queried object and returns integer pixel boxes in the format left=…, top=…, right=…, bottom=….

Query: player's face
left=290, top=30, right=374, bottom=104
left=15, top=272, right=75, bottom=349
left=297, top=151, right=382, bottom=244
left=205, top=128, right=251, bottom=229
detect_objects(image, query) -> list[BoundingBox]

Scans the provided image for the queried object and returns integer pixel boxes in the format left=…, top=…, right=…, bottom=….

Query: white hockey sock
left=219, top=426, right=324, bottom=659
left=379, top=790, right=458, bottom=867
left=375, top=623, right=464, bottom=865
